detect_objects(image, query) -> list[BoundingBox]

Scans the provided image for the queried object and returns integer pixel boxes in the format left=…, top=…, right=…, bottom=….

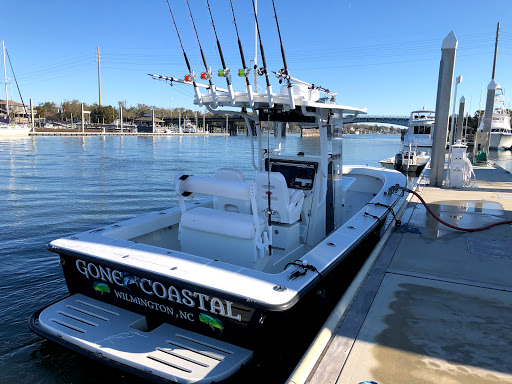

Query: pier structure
left=288, top=163, right=512, bottom=384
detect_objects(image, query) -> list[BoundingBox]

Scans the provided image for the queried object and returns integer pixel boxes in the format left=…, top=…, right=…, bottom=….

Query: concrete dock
left=289, top=163, right=512, bottom=384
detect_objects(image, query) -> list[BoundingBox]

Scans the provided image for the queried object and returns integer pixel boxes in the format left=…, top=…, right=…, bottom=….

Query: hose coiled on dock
left=394, top=186, right=512, bottom=232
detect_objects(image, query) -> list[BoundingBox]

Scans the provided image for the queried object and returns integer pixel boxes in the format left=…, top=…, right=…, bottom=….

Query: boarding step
left=37, top=294, right=253, bottom=383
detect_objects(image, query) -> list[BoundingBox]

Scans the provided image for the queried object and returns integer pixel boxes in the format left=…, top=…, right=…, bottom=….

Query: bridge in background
left=351, top=115, right=410, bottom=127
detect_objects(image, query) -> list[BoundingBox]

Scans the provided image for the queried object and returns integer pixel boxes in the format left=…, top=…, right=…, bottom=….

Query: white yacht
left=476, top=85, right=512, bottom=149
left=403, top=108, right=435, bottom=147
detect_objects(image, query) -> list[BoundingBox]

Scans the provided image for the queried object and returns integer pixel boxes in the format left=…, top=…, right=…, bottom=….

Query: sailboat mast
left=492, top=22, right=500, bottom=80
left=2, top=40, right=8, bottom=118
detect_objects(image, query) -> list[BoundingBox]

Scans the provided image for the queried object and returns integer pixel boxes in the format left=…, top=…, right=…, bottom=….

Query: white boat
left=403, top=108, right=435, bottom=147
left=476, top=85, right=512, bottom=150
left=0, top=41, right=31, bottom=137
left=380, top=145, right=430, bottom=175
left=29, top=11, right=406, bottom=384
left=182, top=118, right=197, bottom=133
left=0, top=122, right=31, bottom=137
left=30, top=81, right=405, bottom=383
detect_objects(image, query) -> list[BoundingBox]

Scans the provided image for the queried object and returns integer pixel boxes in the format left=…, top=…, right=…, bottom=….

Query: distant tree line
left=36, top=100, right=209, bottom=124
left=33, top=102, right=511, bottom=128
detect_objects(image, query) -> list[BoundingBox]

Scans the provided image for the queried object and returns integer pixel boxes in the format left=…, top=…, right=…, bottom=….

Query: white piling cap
left=442, top=30, right=458, bottom=50
left=460, top=96, right=465, bottom=103
left=488, top=80, right=497, bottom=90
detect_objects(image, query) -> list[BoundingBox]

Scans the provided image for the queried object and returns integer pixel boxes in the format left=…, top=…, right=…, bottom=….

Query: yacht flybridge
left=403, top=108, right=435, bottom=148
left=477, top=85, right=512, bottom=149
left=29, top=3, right=406, bottom=384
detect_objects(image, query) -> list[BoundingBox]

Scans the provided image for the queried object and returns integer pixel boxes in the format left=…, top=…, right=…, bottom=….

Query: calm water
left=0, top=133, right=509, bottom=383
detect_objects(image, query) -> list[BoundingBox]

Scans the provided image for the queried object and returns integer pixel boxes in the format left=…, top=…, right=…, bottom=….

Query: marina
left=2, top=0, right=512, bottom=383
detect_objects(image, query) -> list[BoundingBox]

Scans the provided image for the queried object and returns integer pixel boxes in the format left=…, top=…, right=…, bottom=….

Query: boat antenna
left=164, top=0, right=202, bottom=101
left=5, top=49, right=28, bottom=121
left=492, top=22, right=500, bottom=80
left=228, top=0, right=254, bottom=106
left=270, top=0, right=295, bottom=109
left=250, top=0, right=273, bottom=107
left=185, top=0, right=218, bottom=106
left=205, top=0, right=235, bottom=104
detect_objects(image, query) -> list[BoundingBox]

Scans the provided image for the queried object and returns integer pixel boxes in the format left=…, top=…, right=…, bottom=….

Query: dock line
left=285, top=179, right=418, bottom=384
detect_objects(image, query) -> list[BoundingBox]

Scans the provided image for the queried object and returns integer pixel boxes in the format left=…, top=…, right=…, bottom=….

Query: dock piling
left=81, top=103, right=84, bottom=133
left=30, top=99, right=34, bottom=131
left=482, top=80, right=497, bottom=154
left=152, top=109, right=155, bottom=133
left=430, top=31, right=458, bottom=187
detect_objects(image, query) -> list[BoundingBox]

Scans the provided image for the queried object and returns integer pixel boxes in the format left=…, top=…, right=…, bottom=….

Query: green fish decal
left=199, top=313, right=224, bottom=335
left=93, top=282, right=110, bottom=295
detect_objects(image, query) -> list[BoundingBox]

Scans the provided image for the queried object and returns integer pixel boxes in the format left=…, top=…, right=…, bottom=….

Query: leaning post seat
left=174, top=173, right=269, bottom=267
left=255, top=171, right=305, bottom=224
left=213, top=168, right=251, bottom=214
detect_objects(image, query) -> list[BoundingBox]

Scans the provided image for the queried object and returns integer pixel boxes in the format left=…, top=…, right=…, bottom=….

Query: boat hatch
left=34, top=294, right=253, bottom=384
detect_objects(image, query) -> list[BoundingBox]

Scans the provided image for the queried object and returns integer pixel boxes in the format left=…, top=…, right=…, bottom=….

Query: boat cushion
left=181, top=207, right=265, bottom=240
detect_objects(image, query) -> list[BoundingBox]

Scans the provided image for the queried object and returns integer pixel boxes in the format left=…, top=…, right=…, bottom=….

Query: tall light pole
left=449, top=75, right=463, bottom=146
left=97, top=46, right=102, bottom=107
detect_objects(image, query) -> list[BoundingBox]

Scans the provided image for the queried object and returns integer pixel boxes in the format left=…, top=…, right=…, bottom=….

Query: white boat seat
left=180, top=207, right=266, bottom=267
left=213, top=168, right=251, bottom=214
left=175, top=173, right=269, bottom=266
left=255, top=171, right=304, bottom=224
left=181, top=207, right=265, bottom=240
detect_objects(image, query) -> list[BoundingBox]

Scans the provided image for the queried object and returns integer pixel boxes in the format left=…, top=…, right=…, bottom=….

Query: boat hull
left=32, top=225, right=382, bottom=383
left=490, top=133, right=512, bottom=149
left=0, top=126, right=31, bottom=137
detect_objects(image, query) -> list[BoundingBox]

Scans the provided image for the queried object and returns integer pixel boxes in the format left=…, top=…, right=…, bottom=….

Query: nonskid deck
left=31, top=294, right=252, bottom=384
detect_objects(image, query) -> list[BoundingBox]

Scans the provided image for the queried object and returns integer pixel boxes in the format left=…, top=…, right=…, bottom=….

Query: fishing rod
left=272, top=71, right=337, bottom=102
left=185, top=0, right=218, bottom=107
left=251, top=0, right=273, bottom=107
left=228, top=0, right=254, bottom=107
left=270, top=0, right=294, bottom=109
left=205, top=0, right=235, bottom=105
left=148, top=74, right=229, bottom=93
left=164, top=0, right=201, bottom=102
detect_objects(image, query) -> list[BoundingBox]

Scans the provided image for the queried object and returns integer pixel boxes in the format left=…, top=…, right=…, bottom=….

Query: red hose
left=408, top=189, right=512, bottom=232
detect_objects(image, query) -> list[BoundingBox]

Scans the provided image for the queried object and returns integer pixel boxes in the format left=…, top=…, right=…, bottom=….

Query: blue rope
left=359, top=381, right=379, bottom=384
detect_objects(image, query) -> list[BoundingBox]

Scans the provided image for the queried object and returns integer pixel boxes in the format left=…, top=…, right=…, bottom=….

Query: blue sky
left=1, top=0, right=511, bottom=115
